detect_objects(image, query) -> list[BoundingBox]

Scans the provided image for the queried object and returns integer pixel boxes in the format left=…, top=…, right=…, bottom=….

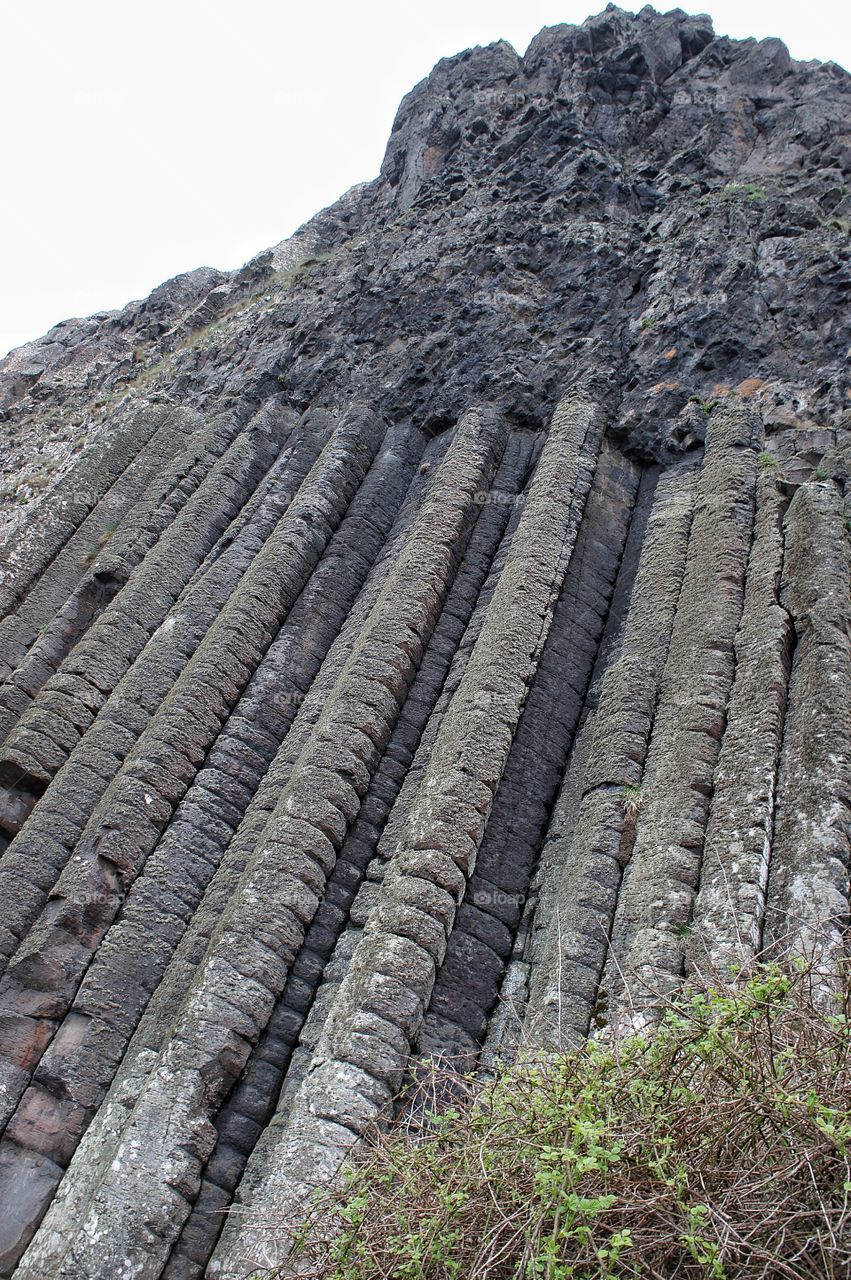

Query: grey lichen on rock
left=0, top=6, right=849, bottom=1278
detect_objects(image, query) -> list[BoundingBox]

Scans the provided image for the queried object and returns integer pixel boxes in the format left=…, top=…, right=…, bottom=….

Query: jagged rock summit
left=0, top=7, right=849, bottom=1277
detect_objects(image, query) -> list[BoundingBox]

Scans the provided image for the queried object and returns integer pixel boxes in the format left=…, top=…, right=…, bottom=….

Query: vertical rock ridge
left=600, top=404, right=762, bottom=1027
left=0, top=423, right=425, bottom=1272
left=242, top=433, right=541, bottom=1183
left=0, top=405, right=386, bottom=1158
left=764, top=477, right=851, bottom=970
left=162, top=426, right=537, bottom=1278
left=17, top=403, right=508, bottom=1280
left=413, top=438, right=640, bottom=1071
left=687, top=468, right=794, bottom=977
left=0, top=413, right=281, bottom=792
left=208, top=385, right=606, bottom=1279
left=524, top=462, right=697, bottom=1048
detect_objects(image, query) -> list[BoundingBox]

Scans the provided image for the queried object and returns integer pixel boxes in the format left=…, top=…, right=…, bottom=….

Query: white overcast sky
left=0, top=0, right=848, bottom=358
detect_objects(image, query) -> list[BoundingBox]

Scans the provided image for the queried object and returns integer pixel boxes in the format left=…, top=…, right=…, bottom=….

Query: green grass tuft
left=721, top=181, right=765, bottom=202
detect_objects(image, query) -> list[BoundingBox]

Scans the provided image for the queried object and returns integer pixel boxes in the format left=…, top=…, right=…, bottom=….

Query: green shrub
left=721, top=181, right=765, bottom=202
left=284, top=965, right=851, bottom=1279
left=619, top=782, right=644, bottom=823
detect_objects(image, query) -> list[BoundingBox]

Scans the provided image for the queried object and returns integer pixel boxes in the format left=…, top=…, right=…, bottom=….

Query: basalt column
left=17, top=403, right=510, bottom=1280
left=209, top=385, right=607, bottom=1278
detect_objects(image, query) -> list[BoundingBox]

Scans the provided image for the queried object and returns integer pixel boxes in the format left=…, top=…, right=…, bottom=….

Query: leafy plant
left=758, top=450, right=779, bottom=470
left=619, top=782, right=644, bottom=824
left=721, top=181, right=765, bottom=201
left=688, top=394, right=718, bottom=416
left=281, top=964, right=851, bottom=1280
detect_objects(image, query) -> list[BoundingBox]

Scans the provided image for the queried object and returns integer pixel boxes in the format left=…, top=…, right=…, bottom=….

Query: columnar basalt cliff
left=0, top=6, right=849, bottom=1277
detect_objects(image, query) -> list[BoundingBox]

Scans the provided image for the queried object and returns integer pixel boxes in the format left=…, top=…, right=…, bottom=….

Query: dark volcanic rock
left=0, top=7, right=849, bottom=1278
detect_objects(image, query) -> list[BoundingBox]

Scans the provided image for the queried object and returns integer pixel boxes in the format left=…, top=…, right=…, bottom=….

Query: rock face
left=0, top=6, right=849, bottom=1276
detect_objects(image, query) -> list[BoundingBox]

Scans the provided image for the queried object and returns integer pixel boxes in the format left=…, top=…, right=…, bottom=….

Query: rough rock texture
left=0, top=7, right=849, bottom=1277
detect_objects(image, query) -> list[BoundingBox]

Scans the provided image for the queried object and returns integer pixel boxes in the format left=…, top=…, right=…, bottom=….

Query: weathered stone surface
left=600, top=404, right=762, bottom=1027
left=0, top=407, right=384, bottom=1150
left=523, top=462, right=696, bottom=1047
left=209, top=388, right=607, bottom=1275
left=0, top=8, right=848, bottom=1278
left=16, top=405, right=508, bottom=1279
left=414, top=437, right=640, bottom=1069
left=687, top=471, right=793, bottom=977
left=764, top=479, right=851, bottom=969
